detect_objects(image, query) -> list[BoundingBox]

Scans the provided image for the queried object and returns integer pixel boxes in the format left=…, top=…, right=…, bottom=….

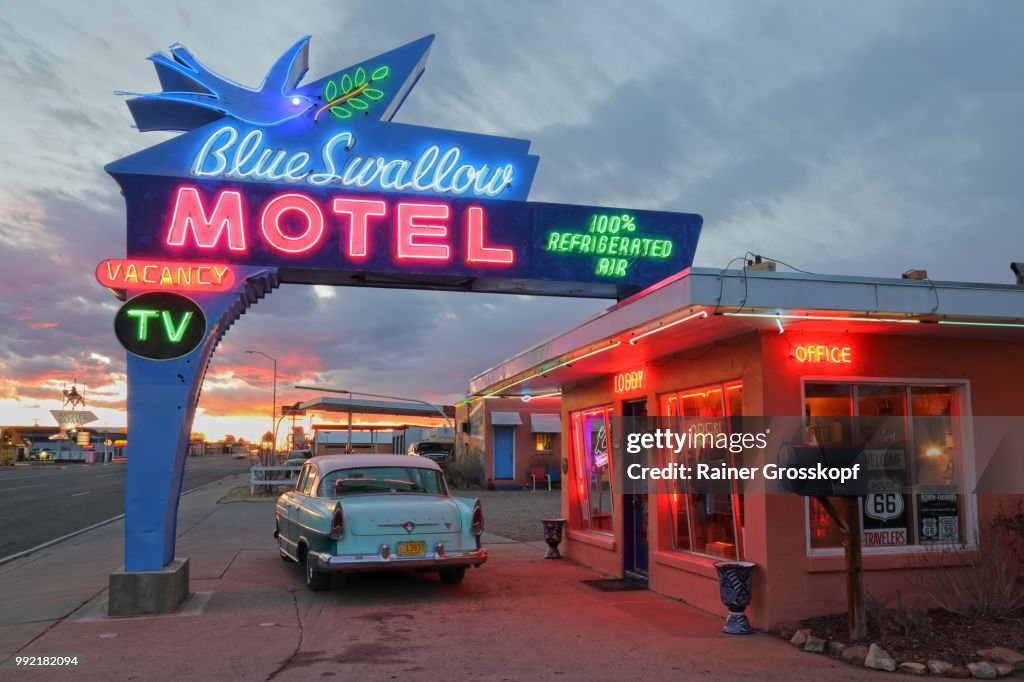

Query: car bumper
left=308, top=545, right=487, bottom=573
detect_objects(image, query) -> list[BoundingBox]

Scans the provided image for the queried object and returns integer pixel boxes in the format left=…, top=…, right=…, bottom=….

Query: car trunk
left=341, top=494, right=463, bottom=536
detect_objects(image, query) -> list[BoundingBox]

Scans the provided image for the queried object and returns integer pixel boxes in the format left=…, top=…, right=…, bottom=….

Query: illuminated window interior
left=570, top=406, right=615, bottom=534
left=805, top=382, right=966, bottom=551
left=658, top=381, right=744, bottom=560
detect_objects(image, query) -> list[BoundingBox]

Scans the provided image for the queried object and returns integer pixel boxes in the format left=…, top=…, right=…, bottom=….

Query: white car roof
left=312, top=454, right=441, bottom=474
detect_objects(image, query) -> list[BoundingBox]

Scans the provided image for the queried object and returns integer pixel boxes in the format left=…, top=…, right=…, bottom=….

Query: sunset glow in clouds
left=3, top=1, right=1024, bottom=441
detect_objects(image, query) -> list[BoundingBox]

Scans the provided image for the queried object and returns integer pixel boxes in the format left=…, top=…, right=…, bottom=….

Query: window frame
left=657, top=379, right=746, bottom=561
left=569, top=403, right=616, bottom=536
left=801, top=376, right=978, bottom=557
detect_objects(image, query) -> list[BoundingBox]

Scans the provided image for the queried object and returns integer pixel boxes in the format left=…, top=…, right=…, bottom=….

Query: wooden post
left=844, top=497, right=867, bottom=641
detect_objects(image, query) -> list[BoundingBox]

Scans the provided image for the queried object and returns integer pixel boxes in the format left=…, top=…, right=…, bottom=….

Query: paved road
left=0, top=455, right=249, bottom=559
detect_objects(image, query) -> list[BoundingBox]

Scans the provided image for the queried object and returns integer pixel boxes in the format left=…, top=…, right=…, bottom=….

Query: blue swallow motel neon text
left=190, top=126, right=517, bottom=199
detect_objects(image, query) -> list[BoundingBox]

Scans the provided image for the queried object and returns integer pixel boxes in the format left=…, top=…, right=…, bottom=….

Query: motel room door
left=493, top=425, right=515, bottom=480
left=623, top=399, right=649, bottom=584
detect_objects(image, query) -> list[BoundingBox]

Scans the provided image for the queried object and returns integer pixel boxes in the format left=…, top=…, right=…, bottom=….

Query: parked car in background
left=407, top=440, right=454, bottom=465
left=274, top=454, right=486, bottom=591
left=285, top=449, right=313, bottom=466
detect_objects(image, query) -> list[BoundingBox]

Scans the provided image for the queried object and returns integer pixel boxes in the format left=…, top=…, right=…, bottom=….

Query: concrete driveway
left=1, top=477, right=879, bottom=681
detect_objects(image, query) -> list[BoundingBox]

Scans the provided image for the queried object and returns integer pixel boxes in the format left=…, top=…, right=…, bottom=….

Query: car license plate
left=396, top=541, right=426, bottom=557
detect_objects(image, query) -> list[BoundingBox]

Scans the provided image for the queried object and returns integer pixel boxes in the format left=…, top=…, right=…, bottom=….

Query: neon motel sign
left=102, top=34, right=705, bottom=575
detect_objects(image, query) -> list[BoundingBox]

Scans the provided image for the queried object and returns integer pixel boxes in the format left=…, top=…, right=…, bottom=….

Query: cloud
left=1, top=0, right=1022, bottom=438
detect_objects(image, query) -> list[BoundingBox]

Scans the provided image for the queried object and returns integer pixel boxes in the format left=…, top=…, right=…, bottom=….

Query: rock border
left=776, top=623, right=1023, bottom=678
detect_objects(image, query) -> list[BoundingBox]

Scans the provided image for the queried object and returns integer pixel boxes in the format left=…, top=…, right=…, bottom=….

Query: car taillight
left=471, top=503, right=484, bottom=536
left=330, top=503, right=344, bottom=539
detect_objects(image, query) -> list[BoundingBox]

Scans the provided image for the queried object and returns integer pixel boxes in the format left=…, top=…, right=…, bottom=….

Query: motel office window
left=535, top=432, right=554, bottom=453
left=570, top=406, right=615, bottom=534
left=804, top=382, right=969, bottom=552
left=658, top=382, right=745, bottom=560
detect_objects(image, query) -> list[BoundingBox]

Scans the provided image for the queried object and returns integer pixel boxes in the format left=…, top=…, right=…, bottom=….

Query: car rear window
left=319, top=466, right=448, bottom=497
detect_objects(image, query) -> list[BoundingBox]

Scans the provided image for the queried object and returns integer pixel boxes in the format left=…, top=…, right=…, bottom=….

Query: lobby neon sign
left=613, top=368, right=646, bottom=394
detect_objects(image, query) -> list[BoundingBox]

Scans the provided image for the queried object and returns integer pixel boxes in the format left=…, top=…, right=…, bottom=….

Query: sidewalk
left=0, top=475, right=881, bottom=681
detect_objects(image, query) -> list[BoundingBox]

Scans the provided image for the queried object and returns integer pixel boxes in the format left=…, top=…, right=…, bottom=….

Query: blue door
left=493, top=426, right=515, bottom=479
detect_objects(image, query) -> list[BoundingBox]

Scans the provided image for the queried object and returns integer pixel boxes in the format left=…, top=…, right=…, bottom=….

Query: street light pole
left=245, top=350, right=277, bottom=458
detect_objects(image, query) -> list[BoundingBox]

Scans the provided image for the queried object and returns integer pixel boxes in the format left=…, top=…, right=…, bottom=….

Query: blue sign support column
left=123, top=269, right=278, bottom=570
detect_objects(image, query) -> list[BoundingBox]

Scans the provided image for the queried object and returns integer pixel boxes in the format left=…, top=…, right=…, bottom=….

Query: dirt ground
left=802, top=609, right=1024, bottom=666
left=453, top=488, right=562, bottom=541
left=220, top=483, right=562, bottom=543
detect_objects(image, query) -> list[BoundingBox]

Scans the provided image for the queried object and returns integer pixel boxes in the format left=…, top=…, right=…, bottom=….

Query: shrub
left=866, top=589, right=931, bottom=637
left=907, top=516, right=1024, bottom=619
left=448, top=451, right=483, bottom=488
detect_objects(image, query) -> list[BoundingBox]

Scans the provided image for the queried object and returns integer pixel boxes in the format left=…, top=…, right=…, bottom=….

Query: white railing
left=249, top=465, right=302, bottom=495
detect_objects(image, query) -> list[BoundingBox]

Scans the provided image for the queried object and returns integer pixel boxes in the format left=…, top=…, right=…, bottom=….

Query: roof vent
left=1011, top=262, right=1024, bottom=285
left=902, top=269, right=929, bottom=281
left=744, top=255, right=776, bottom=272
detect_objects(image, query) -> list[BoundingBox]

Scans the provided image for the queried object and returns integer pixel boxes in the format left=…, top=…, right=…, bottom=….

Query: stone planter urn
left=541, top=518, right=567, bottom=559
left=713, top=561, right=756, bottom=635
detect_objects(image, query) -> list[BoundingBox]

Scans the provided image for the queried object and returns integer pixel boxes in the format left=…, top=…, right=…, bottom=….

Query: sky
left=1, top=1, right=1022, bottom=441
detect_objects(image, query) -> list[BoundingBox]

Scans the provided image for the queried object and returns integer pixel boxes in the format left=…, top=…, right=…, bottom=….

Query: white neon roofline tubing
left=629, top=311, right=709, bottom=345
left=723, top=312, right=920, bottom=324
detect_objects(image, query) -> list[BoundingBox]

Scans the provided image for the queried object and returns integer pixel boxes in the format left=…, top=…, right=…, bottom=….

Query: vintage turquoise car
left=274, top=454, right=487, bottom=590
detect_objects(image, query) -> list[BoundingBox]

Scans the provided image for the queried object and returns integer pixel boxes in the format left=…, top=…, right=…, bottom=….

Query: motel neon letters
left=165, top=186, right=514, bottom=265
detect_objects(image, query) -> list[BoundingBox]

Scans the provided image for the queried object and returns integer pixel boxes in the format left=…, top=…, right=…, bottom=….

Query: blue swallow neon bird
left=122, top=36, right=315, bottom=132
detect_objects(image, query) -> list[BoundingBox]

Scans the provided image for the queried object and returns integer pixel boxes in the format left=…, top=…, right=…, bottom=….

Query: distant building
left=454, top=398, right=562, bottom=489
left=6, top=426, right=127, bottom=462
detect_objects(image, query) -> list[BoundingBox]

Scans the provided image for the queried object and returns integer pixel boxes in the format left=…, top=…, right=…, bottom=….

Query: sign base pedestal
left=108, top=557, right=189, bottom=617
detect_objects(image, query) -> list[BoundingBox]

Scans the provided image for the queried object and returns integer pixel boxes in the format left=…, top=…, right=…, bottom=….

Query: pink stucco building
left=468, top=267, right=1024, bottom=628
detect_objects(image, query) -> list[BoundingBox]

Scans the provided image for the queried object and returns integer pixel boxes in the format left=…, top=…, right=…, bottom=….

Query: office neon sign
left=793, top=344, right=853, bottom=364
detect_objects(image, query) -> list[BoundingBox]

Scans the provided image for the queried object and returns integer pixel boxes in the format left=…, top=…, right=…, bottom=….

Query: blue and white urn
left=713, top=561, right=756, bottom=635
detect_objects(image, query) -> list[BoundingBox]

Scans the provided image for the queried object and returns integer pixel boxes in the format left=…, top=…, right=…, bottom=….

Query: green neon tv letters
left=126, top=308, right=160, bottom=341
left=161, top=311, right=194, bottom=343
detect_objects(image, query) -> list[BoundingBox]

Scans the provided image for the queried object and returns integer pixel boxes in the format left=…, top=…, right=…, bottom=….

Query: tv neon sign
left=96, top=258, right=236, bottom=292
left=793, top=344, right=852, bottom=364
left=113, top=292, right=207, bottom=360
left=613, top=368, right=646, bottom=394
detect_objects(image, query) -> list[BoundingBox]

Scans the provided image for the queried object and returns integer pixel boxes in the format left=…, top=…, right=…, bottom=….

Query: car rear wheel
left=303, top=549, right=331, bottom=591
left=439, top=568, right=466, bottom=585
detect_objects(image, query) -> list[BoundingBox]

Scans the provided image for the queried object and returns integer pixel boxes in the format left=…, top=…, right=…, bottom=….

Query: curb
left=0, top=472, right=243, bottom=568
